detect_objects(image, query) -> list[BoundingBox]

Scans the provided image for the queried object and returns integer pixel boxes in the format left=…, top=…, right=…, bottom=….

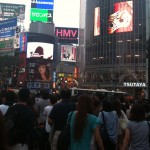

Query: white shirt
left=43, top=105, right=53, bottom=133
left=0, top=104, right=9, bottom=116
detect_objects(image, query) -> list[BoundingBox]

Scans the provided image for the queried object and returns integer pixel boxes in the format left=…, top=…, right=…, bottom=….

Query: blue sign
left=0, top=18, right=17, bottom=38
left=31, top=0, right=54, bottom=10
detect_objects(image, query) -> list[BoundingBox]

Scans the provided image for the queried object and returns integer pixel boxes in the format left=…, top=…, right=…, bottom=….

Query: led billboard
left=55, top=27, right=78, bottom=44
left=27, top=42, right=54, bottom=60
left=31, top=0, right=54, bottom=10
left=0, top=18, right=17, bottom=38
left=30, top=8, right=53, bottom=23
left=108, top=1, right=133, bottom=34
left=94, top=7, right=100, bottom=36
left=61, top=45, right=76, bottom=62
left=0, top=3, right=25, bottom=22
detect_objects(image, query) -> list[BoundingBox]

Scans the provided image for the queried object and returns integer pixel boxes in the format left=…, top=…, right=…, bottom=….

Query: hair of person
left=0, top=111, right=7, bottom=150
left=41, top=89, right=49, bottom=100
left=5, top=90, right=16, bottom=103
left=129, top=104, right=145, bottom=122
left=102, top=99, right=113, bottom=112
left=60, top=88, right=71, bottom=99
left=36, top=64, right=50, bottom=80
left=49, top=94, right=58, bottom=105
left=74, top=94, right=94, bottom=141
left=19, top=88, right=30, bottom=102
left=112, top=100, right=121, bottom=117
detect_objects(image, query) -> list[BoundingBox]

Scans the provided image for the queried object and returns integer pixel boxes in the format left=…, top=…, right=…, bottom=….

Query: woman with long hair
left=122, top=104, right=150, bottom=150
left=69, top=94, right=104, bottom=150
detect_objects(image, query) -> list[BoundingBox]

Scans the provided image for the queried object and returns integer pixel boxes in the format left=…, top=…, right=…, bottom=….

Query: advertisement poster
left=31, top=0, right=54, bottom=10
left=30, top=8, right=53, bottom=23
left=0, top=3, right=25, bottom=22
left=0, top=18, right=17, bottom=38
left=94, top=7, right=100, bottom=36
left=27, top=42, right=54, bottom=60
left=27, top=60, right=52, bottom=82
left=61, top=45, right=76, bottom=62
left=108, top=1, right=133, bottom=34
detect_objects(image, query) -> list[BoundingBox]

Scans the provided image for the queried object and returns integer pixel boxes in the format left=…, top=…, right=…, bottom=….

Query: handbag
left=99, top=111, right=116, bottom=150
left=57, top=111, right=73, bottom=150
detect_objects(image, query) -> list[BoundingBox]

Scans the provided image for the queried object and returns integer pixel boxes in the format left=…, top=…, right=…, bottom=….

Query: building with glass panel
left=78, top=0, right=150, bottom=98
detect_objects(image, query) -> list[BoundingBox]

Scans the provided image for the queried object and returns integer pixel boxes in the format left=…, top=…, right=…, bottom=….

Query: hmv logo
left=55, top=27, right=78, bottom=38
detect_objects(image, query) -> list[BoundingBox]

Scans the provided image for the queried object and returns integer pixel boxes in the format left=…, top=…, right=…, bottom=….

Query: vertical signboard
left=94, top=7, right=100, bottom=36
left=14, top=26, right=21, bottom=49
left=0, top=18, right=17, bottom=38
left=108, top=1, right=133, bottom=34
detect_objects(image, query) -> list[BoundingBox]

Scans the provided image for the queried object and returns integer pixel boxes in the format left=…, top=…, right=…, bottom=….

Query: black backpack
left=4, top=105, right=23, bottom=146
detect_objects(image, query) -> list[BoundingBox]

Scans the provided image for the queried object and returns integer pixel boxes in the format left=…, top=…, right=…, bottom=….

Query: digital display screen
left=27, top=42, right=53, bottom=60
left=61, top=45, right=76, bottom=62
left=94, top=7, right=100, bottom=36
left=108, top=1, right=133, bottom=34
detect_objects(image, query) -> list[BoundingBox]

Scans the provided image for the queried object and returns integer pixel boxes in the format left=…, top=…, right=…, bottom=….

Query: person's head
left=112, top=100, right=121, bottom=117
left=41, top=89, right=49, bottom=100
left=49, top=94, right=58, bottom=105
left=5, top=90, right=16, bottom=103
left=129, top=104, right=145, bottom=122
left=102, top=99, right=113, bottom=112
left=19, top=88, right=30, bottom=102
left=37, top=63, right=50, bottom=80
left=60, top=88, right=71, bottom=99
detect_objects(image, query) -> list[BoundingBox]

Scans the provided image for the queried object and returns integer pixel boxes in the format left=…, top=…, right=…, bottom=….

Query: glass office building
left=79, top=0, right=150, bottom=97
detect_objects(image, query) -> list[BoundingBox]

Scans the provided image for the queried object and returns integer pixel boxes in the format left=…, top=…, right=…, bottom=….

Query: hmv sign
left=55, top=27, right=78, bottom=44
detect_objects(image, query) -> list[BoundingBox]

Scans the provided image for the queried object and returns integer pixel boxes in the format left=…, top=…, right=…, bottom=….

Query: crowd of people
left=0, top=87, right=149, bottom=150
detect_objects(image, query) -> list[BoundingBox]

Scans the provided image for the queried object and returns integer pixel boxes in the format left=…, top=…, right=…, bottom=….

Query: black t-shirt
left=49, top=100, right=76, bottom=131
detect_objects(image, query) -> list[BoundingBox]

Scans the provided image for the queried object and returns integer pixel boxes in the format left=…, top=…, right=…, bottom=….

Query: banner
left=0, top=3, right=25, bottom=22
left=14, top=26, right=21, bottom=49
left=0, top=18, right=17, bottom=38
left=30, top=8, right=53, bottom=23
left=31, top=0, right=54, bottom=10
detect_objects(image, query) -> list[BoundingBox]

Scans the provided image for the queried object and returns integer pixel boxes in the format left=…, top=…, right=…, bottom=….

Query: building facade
left=79, top=0, right=150, bottom=98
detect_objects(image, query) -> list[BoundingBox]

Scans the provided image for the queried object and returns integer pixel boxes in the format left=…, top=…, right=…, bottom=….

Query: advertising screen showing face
left=108, top=1, right=133, bottom=34
left=61, top=45, right=76, bottom=62
left=27, top=42, right=54, bottom=60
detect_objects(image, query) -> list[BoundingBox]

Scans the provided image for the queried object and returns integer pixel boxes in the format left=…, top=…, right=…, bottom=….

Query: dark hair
left=41, top=89, right=49, bottom=99
left=5, top=90, right=16, bottom=103
left=60, top=88, right=71, bottom=99
left=112, top=100, right=121, bottom=117
left=36, top=63, right=50, bottom=81
left=0, top=111, right=7, bottom=150
left=102, top=99, right=113, bottom=112
left=129, top=104, right=145, bottom=122
left=49, top=94, right=58, bottom=105
left=74, top=94, right=94, bottom=141
left=19, top=88, right=30, bottom=102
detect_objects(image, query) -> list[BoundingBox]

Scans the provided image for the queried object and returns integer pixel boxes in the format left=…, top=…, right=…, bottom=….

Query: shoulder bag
left=57, top=111, right=73, bottom=150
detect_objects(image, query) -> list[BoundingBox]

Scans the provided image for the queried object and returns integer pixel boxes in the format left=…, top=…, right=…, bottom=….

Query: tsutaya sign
left=123, top=82, right=147, bottom=87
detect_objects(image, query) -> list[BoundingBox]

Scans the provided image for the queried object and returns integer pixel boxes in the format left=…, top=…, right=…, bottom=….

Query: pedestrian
left=122, top=104, right=150, bottom=150
left=48, top=88, right=76, bottom=150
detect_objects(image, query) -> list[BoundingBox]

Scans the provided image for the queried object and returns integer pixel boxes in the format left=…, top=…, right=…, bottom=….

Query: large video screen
left=108, top=1, right=133, bottom=34
left=27, top=42, right=54, bottom=60
left=94, top=7, right=100, bottom=36
left=61, top=45, right=76, bottom=62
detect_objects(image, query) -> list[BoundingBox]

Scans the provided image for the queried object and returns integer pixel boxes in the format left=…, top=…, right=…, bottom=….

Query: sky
left=0, top=0, right=80, bottom=30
